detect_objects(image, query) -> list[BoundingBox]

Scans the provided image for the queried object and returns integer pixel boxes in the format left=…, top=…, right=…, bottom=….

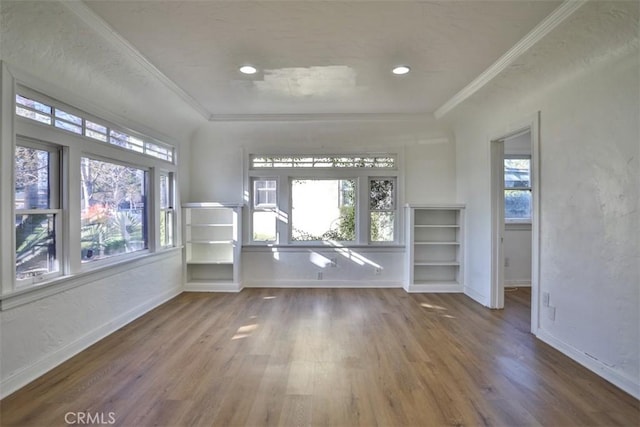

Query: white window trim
left=4, top=77, right=181, bottom=296
left=246, top=151, right=402, bottom=247
left=504, top=155, right=532, bottom=224
left=14, top=139, right=64, bottom=287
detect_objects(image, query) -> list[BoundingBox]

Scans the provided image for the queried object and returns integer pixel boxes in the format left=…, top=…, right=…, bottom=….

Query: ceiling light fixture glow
left=392, top=65, right=411, bottom=75
left=239, top=65, right=258, bottom=75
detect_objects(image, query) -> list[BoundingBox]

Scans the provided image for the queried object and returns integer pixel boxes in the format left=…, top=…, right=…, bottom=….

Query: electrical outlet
left=374, top=267, right=382, bottom=275
left=330, top=257, right=337, bottom=267
left=317, top=272, right=323, bottom=280
left=504, top=257, right=510, bottom=267
left=542, top=292, right=550, bottom=307
left=548, top=306, right=556, bottom=321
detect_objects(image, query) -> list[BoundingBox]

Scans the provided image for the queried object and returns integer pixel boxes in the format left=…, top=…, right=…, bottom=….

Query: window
left=291, top=179, right=356, bottom=241
left=15, top=142, right=62, bottom=283
left=504, top=157, right=531, bottom=221
left=369, top=178, right=396, bottom=242
left=252, top=178, right=277, bottom=242
left=16, top=93, right=175, bottom=163
left=248, top=153, right=400, bottom=245
left=80, top=157, right=148, bottom=262
left=159, top=173, right=175, bottom=248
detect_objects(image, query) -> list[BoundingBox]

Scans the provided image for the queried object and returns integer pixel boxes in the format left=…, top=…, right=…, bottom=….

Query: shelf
left=406, top=205, right=464, bottom=292
left=183, top=204, right=242, bottom=291
left=186, top=260, right=233, bottom=265
left=188, top=240, right=234, bottom=244
left=414, top=262, right=459, bottom=266
left=414, top=241, right=460, bottom=245
left=187, top=223, right=234, bottom=227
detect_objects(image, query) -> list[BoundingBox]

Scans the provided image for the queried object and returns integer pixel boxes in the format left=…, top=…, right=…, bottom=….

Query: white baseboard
left=505, top=280, right=531, bottom=287
left=404, top=283, right=463, bottom=293
left=243, top=280, right=402, bottom=289
left=536, top=330, right=640, bottom=400
left=0, top=286, right=181, bottom=399
left=184, top=282, right=243, bottom=292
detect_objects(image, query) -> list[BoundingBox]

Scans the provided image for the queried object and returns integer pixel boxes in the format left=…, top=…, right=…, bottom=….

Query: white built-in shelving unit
left=183, top=203, right=242, bottom=292
left=405, top=204, right=465, bottom=292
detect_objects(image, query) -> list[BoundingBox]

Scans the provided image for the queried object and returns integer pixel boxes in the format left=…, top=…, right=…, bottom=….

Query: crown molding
left=434, top=0, right=587, bottom=119
left=61, top=0, right=211, bottom=120
left=208, top=112, right=433, bottom=122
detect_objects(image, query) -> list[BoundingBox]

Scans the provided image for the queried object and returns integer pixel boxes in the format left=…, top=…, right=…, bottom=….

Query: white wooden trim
left=434, top=1, right=586, bottom=119
left=404, top=284, right=463, bottom=293
left=537, top=330, right=640, bottom=400
left=242, top=280, right=403, bottom=289
left=184, top=282, right=243, bottom=292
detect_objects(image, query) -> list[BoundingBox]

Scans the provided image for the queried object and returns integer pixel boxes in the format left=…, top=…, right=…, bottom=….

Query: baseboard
left=184, top=282, right=243, bottom=292
left=505, top=280, right=531, bottom=287
left=0, top=286, right=181, bottom=399
left=536, top=330, right=640, bottom=400
left=404, top=284, right=463, bottom=293
left=463, top=286, right=490, bottom=307
left=243, top=280, right=403, bottom=289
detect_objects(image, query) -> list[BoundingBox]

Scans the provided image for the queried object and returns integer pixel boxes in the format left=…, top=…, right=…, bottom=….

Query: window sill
left=243, top=244, right=405, bottom=252
left=0, top=247, right=183, bottom=311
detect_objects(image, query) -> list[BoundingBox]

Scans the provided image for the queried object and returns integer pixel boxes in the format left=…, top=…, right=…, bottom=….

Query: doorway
left=490, top=113, right=540, bottom=335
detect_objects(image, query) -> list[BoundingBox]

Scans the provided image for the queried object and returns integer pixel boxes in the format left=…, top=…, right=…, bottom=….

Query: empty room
left=0, top=1, right=638, bottom=426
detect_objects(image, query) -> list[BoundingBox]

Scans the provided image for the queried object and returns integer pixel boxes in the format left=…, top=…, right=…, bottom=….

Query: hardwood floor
left=2, top=288, right=638, bottom=426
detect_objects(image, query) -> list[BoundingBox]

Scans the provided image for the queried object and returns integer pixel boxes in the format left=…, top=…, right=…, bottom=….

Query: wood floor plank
left=1, top=288, right=638, bottom=426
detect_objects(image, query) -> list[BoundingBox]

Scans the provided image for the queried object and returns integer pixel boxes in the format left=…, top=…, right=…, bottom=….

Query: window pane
left=54, top=119, right=82, bottom=134
left=370, top=179, right=395, bottom=210
left=86, top=129, right=108, bottom=142
left=254, top=179, right=277, bottom=208
left=505, top=190, right=532, bottom=220
left=160, top=175, right=169, bottom=209
left=15, top=146, right=50, bottom=209
left=16, top=94, right=52, bottom=114
left=505, top=158, right=531, bottom=188
left=16, top=214, right=58, bottom=279
left=291, top=179, right=355, bottom=241
left=371, top=212, right=395, bottom=242
left=86, top=120, right=107, bottom=133
left=16, top=106, right=52, bottom=125
left=81, top=157, right=147, bottom=262
left=253, top=211, right=276, bottom=241
left=55, top=109, right=82, bottom=125
left=160, top=210, right=174, bottom=247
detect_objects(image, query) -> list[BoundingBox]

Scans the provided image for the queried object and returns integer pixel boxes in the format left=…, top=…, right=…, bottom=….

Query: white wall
left=452, top=47, right=639, bottom=397
left=189, top=118, right=456, bottom=286
left=0, top=1, right=198, bottom=398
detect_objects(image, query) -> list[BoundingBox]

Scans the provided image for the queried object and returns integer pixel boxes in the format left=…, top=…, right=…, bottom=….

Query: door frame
left=489, top=112, right=541, bottom=335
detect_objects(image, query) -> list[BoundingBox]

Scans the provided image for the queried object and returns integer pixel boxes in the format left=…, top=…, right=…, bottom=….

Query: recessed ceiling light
left=392, top=65, right=411, bottom=75
left=239, top=65, right=258, bottom=75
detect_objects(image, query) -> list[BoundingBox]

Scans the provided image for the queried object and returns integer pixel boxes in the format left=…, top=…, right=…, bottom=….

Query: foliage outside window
left=504, top=157, right=531, bottom=221
left=15, top=144, right=61, bottom=282
left=370, top=178, right=395, bottom=242
left=80, top=157, right=148, bottom=262
left=291, top=179, right=356, bottom=241
left=159, top=173, right=174, bottom=248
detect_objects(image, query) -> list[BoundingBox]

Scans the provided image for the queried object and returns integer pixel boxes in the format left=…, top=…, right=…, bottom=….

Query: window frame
left=159, top=171, right=175, bottom=249
left=247, top=152, right=401, bottom=246
left=79, top=155, right=150, bottom=268
left=14, top=138, right=64, bottom=287
left=368, top=177, right=397, bottom=243
left=250, top=176, right=279, bottom=243
left=5, top=83, right=180, bottom=295
left=504, top=155, right=532, bottom=223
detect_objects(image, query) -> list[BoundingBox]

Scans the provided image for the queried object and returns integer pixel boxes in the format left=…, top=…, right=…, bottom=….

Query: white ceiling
left=83, top=0, right=563, bottom=117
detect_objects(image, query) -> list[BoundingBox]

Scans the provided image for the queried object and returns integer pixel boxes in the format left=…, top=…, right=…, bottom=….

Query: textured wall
left=0, top=252, right=183, bottom=397
left=452, top=44, right=639, bottom=396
